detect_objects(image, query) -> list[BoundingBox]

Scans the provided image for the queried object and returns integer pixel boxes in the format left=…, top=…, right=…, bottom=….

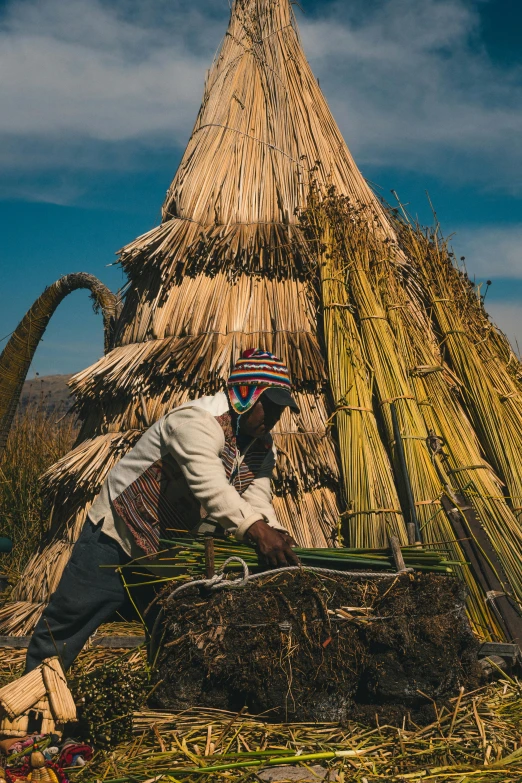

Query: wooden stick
left=204, top=537, right=215, bottom=579
left=388, top=535, right=407, bottom=573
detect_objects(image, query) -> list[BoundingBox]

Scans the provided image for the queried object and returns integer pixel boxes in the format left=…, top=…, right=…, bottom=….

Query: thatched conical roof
left=0, top=0, right=405, bottom=633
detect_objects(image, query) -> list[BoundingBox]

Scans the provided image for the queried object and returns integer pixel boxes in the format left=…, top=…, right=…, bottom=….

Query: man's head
left=239, top=393, right=285, bottom=438
left=227, top=348, right=299, bottom=436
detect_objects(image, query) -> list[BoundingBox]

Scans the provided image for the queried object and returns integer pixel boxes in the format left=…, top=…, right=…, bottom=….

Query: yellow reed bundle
left=41, top=658, right=77, bottom=723
left=365, top=242, right=517, bottom=633
left=302, top=191, right=504, bottom=637
left=0, top=601, right=45, bottom=638
left=9, top=540, right=73, bottom=607
left=272, top=488, right=340, bottom=548
left=400, top=228, right=522, bottom=523
left=304, top=198, right=405, bottom=547
left=0, top=666, right=45, bottom=720
left=0, top=714, right=30, bottom=737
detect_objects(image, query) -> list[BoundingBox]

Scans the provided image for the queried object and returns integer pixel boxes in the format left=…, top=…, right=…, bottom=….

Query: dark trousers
left=26, top=520, right=133, bottom=672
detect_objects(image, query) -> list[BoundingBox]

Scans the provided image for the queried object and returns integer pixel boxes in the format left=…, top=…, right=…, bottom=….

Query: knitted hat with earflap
left=227, top=349, right=299, bottom=416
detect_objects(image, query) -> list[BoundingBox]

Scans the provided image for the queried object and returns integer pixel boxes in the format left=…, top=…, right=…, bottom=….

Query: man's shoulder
left=170, top=391, right=229, bottom=418
left=162, top=392, right=229, bottom=438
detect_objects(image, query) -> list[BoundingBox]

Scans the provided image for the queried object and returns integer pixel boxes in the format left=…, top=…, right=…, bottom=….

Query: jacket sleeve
left=240, top=446, right=287, bottom=533
left=162, top=408, right=263, bottom=541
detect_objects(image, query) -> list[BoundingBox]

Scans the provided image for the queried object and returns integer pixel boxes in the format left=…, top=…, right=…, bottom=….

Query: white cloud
left=0, top=0, right=521, bottom=197
left=452, top=224, right=522, bottom=278
left=0, top=0, right=214, bottom=144
left=300, top=0, right=522, bottom=189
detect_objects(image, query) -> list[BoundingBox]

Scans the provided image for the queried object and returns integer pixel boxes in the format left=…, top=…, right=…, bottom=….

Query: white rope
left=166, top=558, right=411, bottom=603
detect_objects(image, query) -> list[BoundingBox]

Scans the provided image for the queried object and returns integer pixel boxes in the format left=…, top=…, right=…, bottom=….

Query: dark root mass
left=152, top=571, right=480, bottom=725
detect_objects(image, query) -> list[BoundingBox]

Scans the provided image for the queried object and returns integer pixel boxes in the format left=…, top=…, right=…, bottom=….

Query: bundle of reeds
left=147, top=536, right=456, bottom=580
left=299, top=190, right=522, bottom=639
left=392, top=225, right=522, bottom=601
left=304, top=195, right=405, bottom=548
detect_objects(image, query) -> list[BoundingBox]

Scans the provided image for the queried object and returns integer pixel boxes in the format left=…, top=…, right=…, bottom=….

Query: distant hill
left=20, top=374, right=73, bottom=412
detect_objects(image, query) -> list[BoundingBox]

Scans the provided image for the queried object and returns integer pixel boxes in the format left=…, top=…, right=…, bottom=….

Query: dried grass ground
left=1, top=639, right=521, bottom=782
left=73, top=676, right=522, bottom=782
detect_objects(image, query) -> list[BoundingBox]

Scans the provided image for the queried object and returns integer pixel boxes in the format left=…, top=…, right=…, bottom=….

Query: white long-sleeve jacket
left=89, top=391, right=286, bottom=556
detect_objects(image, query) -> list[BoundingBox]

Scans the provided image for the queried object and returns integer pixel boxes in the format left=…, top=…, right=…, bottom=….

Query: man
left=26, top=349, right=300, bottom=671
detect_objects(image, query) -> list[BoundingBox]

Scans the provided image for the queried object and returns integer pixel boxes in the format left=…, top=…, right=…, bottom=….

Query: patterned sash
left=112, top=412, right=272, bottom=555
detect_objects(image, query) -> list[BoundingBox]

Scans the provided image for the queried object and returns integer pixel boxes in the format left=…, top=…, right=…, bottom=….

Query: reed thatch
left=2, top=0, right=521, bottom=646
left=0, top=657, right=75, bottom=737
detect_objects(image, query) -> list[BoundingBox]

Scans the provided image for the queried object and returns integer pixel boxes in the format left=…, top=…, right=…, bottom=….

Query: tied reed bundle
left=151, top=536, right=456, bottom=577
left=393, top=224, right=522, bottom=606
left=0, top=666, right=46, bottom=720
left=302, top=196, right=405, bottom=547
left=299, top=189, right=522, bottom=639
left=41, top=657, right=77, bottom=724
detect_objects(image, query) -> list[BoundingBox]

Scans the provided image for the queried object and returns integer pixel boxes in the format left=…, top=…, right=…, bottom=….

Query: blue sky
left=1, top=0, right=521, bottom=375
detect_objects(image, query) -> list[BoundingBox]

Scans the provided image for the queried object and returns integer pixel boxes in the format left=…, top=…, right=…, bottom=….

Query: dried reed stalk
left=303, top=191, right=515, bottom=637
left=387, top=226, right=522, bottom=606
left=403, top=230, right=522, bottom=514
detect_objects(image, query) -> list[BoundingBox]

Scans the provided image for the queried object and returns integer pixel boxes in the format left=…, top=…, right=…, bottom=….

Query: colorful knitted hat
left=227, top=349, right=298, bottom=415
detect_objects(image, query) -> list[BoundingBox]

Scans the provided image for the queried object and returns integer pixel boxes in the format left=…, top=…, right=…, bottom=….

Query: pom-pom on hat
left=227, top=349, right=299, bottom=415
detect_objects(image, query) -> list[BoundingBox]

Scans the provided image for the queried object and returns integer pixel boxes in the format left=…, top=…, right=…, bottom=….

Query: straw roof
left=0, top=0, right=401, bottom=632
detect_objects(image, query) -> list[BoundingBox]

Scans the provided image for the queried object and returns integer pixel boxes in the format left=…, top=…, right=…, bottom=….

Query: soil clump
left=151, top=571, right=480, bottom=724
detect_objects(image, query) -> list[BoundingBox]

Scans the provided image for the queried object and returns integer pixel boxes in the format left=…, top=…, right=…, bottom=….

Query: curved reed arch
left=0, top=273, right=120, bottom=458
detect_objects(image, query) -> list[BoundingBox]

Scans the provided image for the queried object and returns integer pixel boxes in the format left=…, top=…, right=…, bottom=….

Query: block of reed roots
left=152, top=570, right=481, bottom=725
left=0, top=666, right=46, bottom=720
left=41, top=657, right=77, bottom=723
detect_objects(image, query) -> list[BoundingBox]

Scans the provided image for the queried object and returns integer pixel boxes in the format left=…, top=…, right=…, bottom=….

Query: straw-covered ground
left=71, top=675, right=522, bottom=782
left=2, top=640, right=520, bottom=782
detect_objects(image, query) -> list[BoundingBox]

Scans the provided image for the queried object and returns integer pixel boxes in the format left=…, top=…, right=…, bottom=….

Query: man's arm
left=241, top=448, right=299, bottom=567
left=162, top=409, right=298, bottom=566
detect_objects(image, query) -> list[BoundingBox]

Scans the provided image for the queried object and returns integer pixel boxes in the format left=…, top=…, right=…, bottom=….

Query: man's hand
left=245, top=519, right=300, bottom=568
